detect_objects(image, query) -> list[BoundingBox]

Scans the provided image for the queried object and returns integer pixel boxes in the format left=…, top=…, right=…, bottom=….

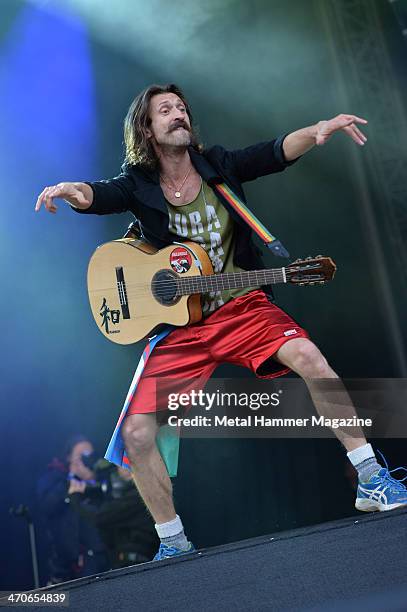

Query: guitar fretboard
left=176, top=268, right=286, bottom=295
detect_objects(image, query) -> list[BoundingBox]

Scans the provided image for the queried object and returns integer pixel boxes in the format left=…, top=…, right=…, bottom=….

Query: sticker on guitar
left=169, top=248, right=192, bottom=273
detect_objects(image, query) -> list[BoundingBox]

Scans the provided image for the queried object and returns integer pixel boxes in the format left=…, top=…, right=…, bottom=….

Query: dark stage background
left=1, top=0, right=406, bottom=590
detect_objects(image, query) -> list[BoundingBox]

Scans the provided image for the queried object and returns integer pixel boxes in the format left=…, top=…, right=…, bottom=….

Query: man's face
left=146, top=92, right=192, bottom=149
left=68, top=441, right=94, bottom=480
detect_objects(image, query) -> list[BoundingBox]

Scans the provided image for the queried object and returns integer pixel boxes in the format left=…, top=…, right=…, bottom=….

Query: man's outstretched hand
left=35, top=182, right=92, bottom=213
left=283, top=114, right=368, bottom=161
left=315, top=114, right=368, bottom=146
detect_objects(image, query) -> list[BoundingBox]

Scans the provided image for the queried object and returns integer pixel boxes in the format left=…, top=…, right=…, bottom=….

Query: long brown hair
left=123, top=83, right=202, bottom=168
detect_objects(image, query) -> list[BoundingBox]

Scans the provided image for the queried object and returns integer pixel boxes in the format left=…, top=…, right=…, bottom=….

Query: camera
left=67, top=454, right=111, bottom=498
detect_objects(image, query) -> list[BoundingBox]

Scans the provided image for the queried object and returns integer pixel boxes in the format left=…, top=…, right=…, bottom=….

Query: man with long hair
left=35, top=84, right=407, bottom=561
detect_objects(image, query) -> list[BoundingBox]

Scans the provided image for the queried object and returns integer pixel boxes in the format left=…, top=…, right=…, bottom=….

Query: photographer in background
left=36, top=435, right=109, bottom=584
left=68, top=460, right=159, bottom=568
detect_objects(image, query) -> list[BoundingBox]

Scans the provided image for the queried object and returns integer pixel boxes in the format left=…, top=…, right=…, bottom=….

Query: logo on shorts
left=284, top=329, right=298, bottom=337
left=169, top=248, right=192, bottom=273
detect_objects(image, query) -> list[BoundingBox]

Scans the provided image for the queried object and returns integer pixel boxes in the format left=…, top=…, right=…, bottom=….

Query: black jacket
left=36, top=466, right=108, bottom=582
left=74, top=136, right=298, bottom=275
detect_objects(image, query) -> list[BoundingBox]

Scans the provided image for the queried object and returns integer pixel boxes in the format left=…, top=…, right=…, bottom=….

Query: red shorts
left=127, top=289, right=309, bottom=414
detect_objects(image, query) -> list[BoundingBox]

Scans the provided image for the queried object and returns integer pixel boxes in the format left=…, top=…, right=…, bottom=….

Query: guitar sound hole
left=152, top=270, right=180, bottom=306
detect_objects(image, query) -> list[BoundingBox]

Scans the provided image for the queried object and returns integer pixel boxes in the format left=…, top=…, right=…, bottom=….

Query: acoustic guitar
left=87, top=237, right=336, bottom=345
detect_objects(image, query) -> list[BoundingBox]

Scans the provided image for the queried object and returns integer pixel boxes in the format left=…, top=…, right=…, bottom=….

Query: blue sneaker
left=153, top=542, right=196, bottom=561
left=356, top=453, right=407, bottom=512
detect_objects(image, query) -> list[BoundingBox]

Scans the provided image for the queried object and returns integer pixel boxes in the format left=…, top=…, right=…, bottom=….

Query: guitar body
left=87, top=238, right=213, bottom=345
left=87, top=235, right=336, bottom=346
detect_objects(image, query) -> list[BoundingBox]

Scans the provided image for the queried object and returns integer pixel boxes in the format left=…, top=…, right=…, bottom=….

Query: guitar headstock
left=286, top=256, right=337, bottom=286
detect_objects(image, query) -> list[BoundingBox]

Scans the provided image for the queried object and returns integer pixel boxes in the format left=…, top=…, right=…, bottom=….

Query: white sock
left=346, top=443, right=375, bottom=466
left=347, top=443, right=381, bottom=482
left=155, top=514, right=184, bottom=539
left=155, top=515, right=190, bottom=550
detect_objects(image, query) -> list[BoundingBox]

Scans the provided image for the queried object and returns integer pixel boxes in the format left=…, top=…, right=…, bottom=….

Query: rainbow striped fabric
left=214, top=183, right=290, bottom=258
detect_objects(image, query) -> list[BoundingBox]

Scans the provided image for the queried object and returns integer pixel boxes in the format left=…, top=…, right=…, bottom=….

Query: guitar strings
left=90, top=274, right=284, bottom=301
left=89, top=269, right=286, bottom=290
left=89, top=270, right=286, bottom=296
left=91, top=275, right=320, bottom=301
left=90, top=278, right=286, bottom=294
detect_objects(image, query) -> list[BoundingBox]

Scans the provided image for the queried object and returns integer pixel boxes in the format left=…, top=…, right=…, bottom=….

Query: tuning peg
left=319, top=281, right=325, bottom=285
left=306, top=256, right=313, bottom=260
left=316, top=255, right=323, bottom=259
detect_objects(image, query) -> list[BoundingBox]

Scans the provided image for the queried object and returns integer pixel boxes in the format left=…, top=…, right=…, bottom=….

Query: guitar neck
left=176, top=268, right=286, bottom=296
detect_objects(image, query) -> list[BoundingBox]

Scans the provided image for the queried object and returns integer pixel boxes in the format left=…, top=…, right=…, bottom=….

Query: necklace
left=160, top=166, right=192, bottom=198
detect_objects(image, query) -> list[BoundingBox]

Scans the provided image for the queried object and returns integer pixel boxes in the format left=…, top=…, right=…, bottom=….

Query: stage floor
left=2, top=507, right=407, bottom=611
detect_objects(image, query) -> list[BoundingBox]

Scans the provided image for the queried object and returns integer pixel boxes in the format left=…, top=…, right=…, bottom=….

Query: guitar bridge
left=115, top=267, right=130, bottom=319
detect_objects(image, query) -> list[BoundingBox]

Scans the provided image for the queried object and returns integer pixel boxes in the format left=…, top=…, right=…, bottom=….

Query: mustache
left=169, top=120, right=190, bottom=133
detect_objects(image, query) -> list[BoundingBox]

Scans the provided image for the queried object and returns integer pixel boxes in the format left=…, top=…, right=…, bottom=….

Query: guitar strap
left=214, top=182, right=290, bottom=258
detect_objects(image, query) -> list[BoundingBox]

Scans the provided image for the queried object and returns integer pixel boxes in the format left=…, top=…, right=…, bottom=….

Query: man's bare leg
left=273, top=338, right=407, bottom=511
left=121, top=413, right=176, bottom=523
left=273, top=337, right=386, bottom=489
left=121, top=412, right=193, bottom=557
left=274, top=338, right=366, bottom=451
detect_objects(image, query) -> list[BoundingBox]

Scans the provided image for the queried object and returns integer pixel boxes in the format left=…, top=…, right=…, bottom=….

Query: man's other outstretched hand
left=282, top=113, right=368, bottom=160
left=35, top=182, right=93, bottom=213
left=315, top=114, right=368, bottom=146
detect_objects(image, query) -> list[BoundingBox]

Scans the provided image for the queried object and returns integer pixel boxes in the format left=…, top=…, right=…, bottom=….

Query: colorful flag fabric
left=104, top=327, right=176, bottom=472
